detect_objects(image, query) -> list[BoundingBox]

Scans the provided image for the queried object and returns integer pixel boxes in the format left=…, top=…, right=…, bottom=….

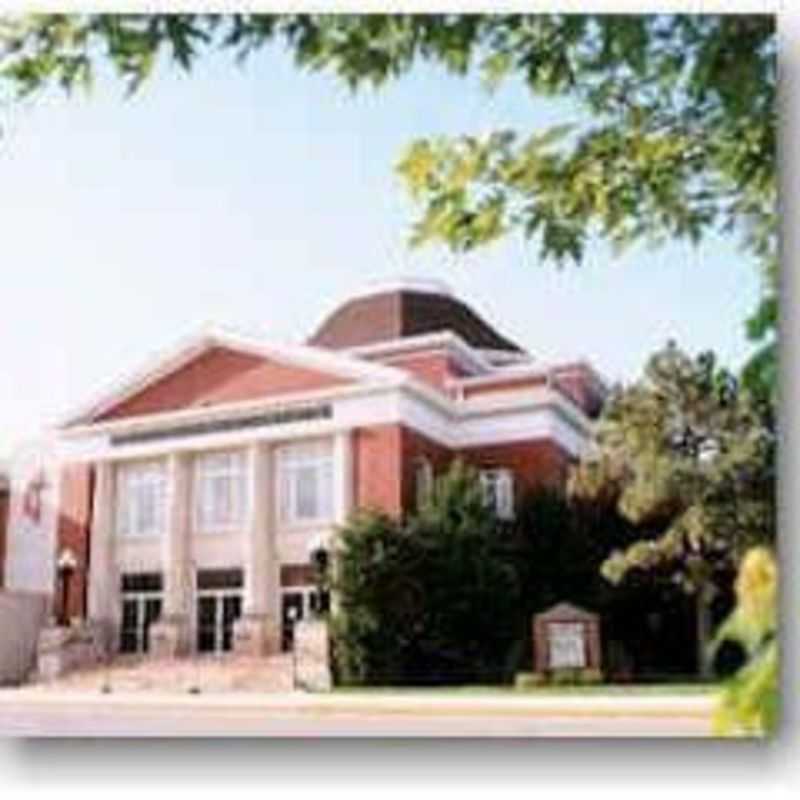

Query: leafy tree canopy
left=0, top=14, right=777, bottom=395
left=570, top=342, right=775, bottom=596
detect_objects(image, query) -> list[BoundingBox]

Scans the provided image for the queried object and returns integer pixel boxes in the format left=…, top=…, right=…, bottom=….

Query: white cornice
left=59, top=380, right=593, bottom=463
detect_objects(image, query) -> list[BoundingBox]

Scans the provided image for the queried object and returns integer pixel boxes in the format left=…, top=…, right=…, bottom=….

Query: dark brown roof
left=308, top=289, right=522, bottom=353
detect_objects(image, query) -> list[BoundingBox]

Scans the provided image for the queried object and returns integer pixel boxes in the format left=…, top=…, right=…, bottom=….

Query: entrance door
left=196, top=591, right=242, bottom=654
left=195, top=568, right=243, bottom=654
left=120, top=594, right=163, bottom=654
left=119, top=573, right=163, bottom=654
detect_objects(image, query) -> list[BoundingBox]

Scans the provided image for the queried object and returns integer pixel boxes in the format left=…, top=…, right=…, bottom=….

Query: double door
left=196, top=590, right=242, bottom=654
left=120, top=593, right=163, bottom=654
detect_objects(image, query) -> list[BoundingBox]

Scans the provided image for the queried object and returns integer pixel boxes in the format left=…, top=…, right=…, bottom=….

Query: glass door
left=196, top=595, right=218, bottom=654
left=221, top=593, right=242, bottom=652
left=120, top=594, right=163, bottom=654
left=120, top=597, right=140, bottom=654
left=196, top=591, right=242, bottom=654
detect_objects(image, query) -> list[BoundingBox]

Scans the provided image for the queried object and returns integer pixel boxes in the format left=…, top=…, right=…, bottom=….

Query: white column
left=162, top=452, right=191, bottom=620
left=234, top=442, right=280, bottom=655
left=87, top=461, right=116, bottom=624
left=243, top=442, right=271, bottom=616
left=264, top=444, right=280, bottom=625
left=332, top=430, right=353, bottom=527
left=329, top=431, right=353, bottom=617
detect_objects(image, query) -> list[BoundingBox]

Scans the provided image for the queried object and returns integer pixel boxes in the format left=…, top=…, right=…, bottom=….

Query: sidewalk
left=0, top=686, right=717, bottom=719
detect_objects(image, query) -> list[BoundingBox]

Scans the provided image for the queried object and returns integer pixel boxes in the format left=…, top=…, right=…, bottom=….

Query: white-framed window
left=116, top=460, right=167, bottom=539
left=194, top=450, right=247, bottom=533
left=277, top=440, right=333, bottom=525
left=479, top=468, right=515, bottom=520
left=415, top=457, right=434, bottom=510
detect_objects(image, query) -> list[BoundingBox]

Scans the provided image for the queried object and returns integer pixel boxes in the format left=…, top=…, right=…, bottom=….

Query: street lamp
left=56, top=547, right=78, bottom=627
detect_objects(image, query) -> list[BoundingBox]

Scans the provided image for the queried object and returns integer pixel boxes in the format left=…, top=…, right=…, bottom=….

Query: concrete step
left=32, top=653, right=296, bottom=694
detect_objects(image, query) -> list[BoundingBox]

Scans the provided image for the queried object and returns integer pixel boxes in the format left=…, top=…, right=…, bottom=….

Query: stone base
left=36, top=623, right=105, bottom=682
left=233, top=614, right=281, bottom=657
left=294, top=619, right=332, bottom=692
left=149, top=615, right=190, bottom=659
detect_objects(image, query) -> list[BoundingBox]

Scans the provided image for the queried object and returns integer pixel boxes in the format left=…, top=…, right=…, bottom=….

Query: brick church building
left=3, top=279, right=606, bottom=660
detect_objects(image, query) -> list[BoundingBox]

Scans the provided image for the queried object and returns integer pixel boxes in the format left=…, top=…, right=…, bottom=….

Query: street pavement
left=0, top=690, right=716, bottom=737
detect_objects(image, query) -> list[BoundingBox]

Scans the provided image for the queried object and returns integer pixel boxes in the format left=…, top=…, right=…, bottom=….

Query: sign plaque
left=548, top=622, right=587, bottom=669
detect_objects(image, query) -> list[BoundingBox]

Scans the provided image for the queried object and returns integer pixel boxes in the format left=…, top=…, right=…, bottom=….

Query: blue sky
left=0, top=43, right=762, bottom=457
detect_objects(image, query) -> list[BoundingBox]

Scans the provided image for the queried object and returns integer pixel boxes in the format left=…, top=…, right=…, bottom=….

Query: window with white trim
left=116, top=461, right=167, bottom=539
left=277, top=441, right=333, bottom=525
left=194, top=450, right=247, bottom=532
left=479, top=468, right=515, bottom=520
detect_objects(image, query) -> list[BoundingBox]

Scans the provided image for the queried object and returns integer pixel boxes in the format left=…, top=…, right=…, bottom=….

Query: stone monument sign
left=533, top=602, right=602, bottom=675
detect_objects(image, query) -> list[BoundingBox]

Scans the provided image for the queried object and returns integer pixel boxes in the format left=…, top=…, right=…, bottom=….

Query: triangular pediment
left=64, top=329, right=404, bottom=427
left=537, top=602, right=597, bottom=621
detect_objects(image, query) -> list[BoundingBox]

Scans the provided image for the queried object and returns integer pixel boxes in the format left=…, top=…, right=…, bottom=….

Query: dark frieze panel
left=110, top=404, right=333, bottom=446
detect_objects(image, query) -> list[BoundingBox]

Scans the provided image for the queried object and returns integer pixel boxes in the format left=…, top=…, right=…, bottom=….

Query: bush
left=331, top=461, right=520, bottom=685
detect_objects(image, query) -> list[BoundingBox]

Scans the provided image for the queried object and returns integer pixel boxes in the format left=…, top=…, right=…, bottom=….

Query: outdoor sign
left=547, top=622, right=587, bottom=669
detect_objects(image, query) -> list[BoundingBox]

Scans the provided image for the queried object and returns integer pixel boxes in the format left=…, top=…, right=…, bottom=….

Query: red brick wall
left=99, top=347, right=350, bottom=421
left=0, top=488, right=8, bottom=587
left=352, top=425, right=405, bottom=515
left=408, top=432, right=572, bottom=510
left=55, top=464, right=94, bottom=620
left=400, top=426, right=453, bottom=511
left=460, top=439, right=572, bottom=498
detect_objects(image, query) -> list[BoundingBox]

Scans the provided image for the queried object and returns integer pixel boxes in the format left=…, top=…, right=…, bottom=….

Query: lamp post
left=56, top=547, right=78, bottom=627
left=310, top=545, right=330, bottom=616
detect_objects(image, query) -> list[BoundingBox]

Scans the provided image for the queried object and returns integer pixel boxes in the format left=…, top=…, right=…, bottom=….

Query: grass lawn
left=333, top=683, right=720, bottom=697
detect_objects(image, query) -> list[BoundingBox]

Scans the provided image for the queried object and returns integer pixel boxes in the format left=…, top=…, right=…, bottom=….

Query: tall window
left=277, top=441, right=333, bottom=525
left=194, top=451, right=247, bottom=532
left=479, top=468, right=515, bottom=520
left=116, top=461, right=167, bottom=538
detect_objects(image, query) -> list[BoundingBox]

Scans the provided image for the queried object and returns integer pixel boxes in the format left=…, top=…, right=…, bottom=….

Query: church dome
left=308, top=277, right=521, bottom=353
